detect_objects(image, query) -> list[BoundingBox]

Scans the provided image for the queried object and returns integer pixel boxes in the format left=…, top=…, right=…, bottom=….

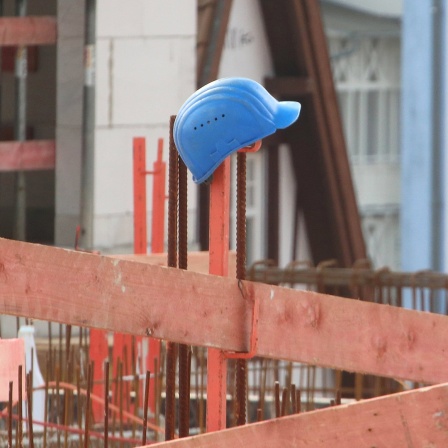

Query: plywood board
left=0, top=338, right=25, bottom=402
left=142, top=382, right=448, bottom=448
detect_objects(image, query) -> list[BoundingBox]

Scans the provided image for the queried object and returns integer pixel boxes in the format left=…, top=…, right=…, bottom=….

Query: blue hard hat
left=174, top=77, right=301, bottom=184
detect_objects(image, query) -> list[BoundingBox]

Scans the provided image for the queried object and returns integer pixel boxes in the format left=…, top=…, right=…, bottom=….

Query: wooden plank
left=112, top=251, right=237, bottom=275
left=0, top=17, right=57, bottom=46
left=142, top=382, right=448, bottom=448
left=0, top=339, right=25, bottom=402
left=0, top=140, right=55, bottom=171
left=0, top=238, right=447, bottom=384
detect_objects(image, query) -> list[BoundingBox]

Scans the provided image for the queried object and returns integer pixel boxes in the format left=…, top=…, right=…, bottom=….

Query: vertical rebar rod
left=291, top=384, right=297, bottom=413
left=43, top=359, right=48, bottom=448
left=274, top=381, right=280, bottom=418
left=199, top=348, right=205, bottom=433
left=118, top=361, right=123, bottom=448
left=165, top=115, right=178, bottom=441
left=84, top=364, right=92, bottom=448
left=26, top=373, right=33, bottom=448
left=55, top=365, right=61, bottom=446
left=178, top=155, right=190, bottom=438
left=76, top=366, right=82, bottom=448
left=281, top=387, right=289, bottom=416
left=18, top=365, right=23, bottom=448
left=142, top=370, right=150, bottom=445
left=13, top=0, right=28, bottom=241
left=8, top=381, right=13, bottom=448
left=66, top=325, right=72, bottom=365
left=64, top=359, right=72, bottom=448
left=104, top=361, right=109, bottom=448
left=154, top=357, right=159, bottom=439
left=235, top=152, right=247, bottom=426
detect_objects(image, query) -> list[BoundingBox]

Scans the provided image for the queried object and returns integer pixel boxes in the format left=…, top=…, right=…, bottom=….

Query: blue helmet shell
left=174, top=77, right=301, bottom=184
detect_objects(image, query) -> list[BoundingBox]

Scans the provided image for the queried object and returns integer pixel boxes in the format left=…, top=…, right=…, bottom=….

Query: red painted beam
left=0, top=140, right=55, bottom=171
left=0, top=238, right=447, bottom=385
left=207, top=159, right=231, bottom=432
left=0, top=17, right=57, bottom=46
left=143, top=382, right=448, bottom=448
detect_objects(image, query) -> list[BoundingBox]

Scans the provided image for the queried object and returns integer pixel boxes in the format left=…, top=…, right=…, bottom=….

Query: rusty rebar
left=291, top=383, right=297, bottom=413
left=64, top=358, right=72, bottom=448
left=55, top=364, right=61, bottom=446
left=335, top=389, right=342, bottom=405
left=8, top=380, right=13, bottom=448
left=281, top=387, right=289, bottom=416
left=84, top=363, right=92, bottom=448
left=178, top=155, right=191, bottom=438
left=18, top=365, right=23, bottom=448
left=235, top=151, right=247, bottom=426
left=165, top=342, right=178, bottom=440
left=167, top=115, right=178, bottom=269
left=118, top=361, right=124, bottom=448
left=26, top=373, right=34, bottom=448
left=274, top=381, right=280, bottom=418
left=165, top=115, right=179, bottom=441
left=76, top=365, right=82, bottom=448
left=104, top=361, right=110, bottom=448
left=142, top=370, right=151, bottom=445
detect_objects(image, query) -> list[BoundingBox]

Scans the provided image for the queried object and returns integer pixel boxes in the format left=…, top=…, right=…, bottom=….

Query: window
left=330, top=36, right=401, bottom=164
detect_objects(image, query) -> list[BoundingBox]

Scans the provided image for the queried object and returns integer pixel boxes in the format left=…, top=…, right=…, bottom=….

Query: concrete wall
left=92, top=0, right=198, bottom=253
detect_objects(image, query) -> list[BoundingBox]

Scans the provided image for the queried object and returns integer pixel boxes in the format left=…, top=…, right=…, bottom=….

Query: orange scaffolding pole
left=129, top=137, right=165, bottom=414
left=150, top=138, right=166, bottom=254
left=207, top=159, right=231, bottom=432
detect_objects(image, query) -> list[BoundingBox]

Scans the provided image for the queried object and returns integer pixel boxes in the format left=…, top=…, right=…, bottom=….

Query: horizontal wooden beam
left=0, top=17, right=57, bottom=46
left=143, top=382, right=448, bottom=448
left=265, top=76, right=315, bottom=96
left=0, top=339, right=24, bottom=402
left=0, top=140, right=55, bottom=171
left=0, top=238, right=447, bottom=384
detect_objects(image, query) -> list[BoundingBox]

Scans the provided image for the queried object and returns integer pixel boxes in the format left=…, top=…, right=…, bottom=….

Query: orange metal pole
left=148, top=138, right=164, bottom=413
left=89, top=329, right=108, bottom=422
left=207, top=159, right=231, bottom=432
left=133, top=137, right=147, bottom=255
left=151, top=138, right=166, bottom=254
left=112, top=137, right=148, bottom=415
left=132, top=137, right=165, bottom=414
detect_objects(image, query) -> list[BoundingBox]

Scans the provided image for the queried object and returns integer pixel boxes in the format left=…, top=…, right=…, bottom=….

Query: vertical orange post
left=151, top=138, right=166, bottom=254
left=148, top=138, right=165, bottom=413
left=133, top=137, right=147, bottom=254
left=112, top=137, right=148, bottom=414
left=89, top=329, right=108, bottom=422
left=132, top=136, right=165, bottom=414
left=207, top=159, right=231, bottom=432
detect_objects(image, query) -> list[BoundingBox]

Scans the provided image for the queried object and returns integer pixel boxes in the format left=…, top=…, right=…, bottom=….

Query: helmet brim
left=274, top=101, right=301, bottom=129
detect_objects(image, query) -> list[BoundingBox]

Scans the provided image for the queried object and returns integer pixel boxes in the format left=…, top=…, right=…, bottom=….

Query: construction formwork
left=0, top=237, right=448, bottom=446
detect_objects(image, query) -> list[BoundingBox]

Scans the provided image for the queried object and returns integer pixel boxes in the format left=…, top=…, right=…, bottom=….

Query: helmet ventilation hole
left=193, top=114, right=225, bottom=131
